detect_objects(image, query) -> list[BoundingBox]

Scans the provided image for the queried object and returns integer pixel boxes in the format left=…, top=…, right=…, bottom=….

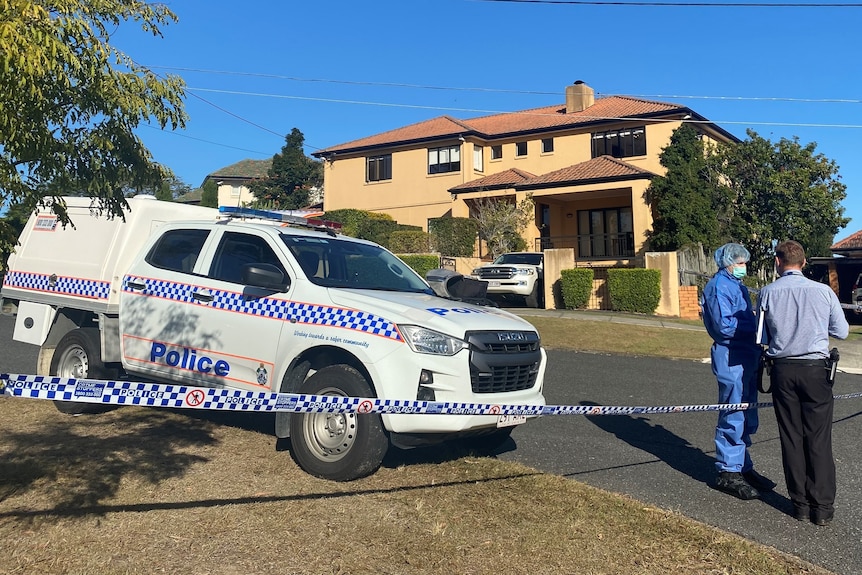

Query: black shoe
left=742, top=469, right=776, bottom=491
left=812, top=508, right=834, bottom=526
left=792, top=504, right=809, bottom=522
left=716, top=472, right=760, bottom=500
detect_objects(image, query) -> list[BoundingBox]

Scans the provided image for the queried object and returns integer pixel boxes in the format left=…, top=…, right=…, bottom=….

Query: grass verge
left=0, top=399, right=833, bottom=575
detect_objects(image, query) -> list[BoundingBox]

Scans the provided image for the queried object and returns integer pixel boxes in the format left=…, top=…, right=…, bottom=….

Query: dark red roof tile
left=317, top=96, right=686, bottom=155
left=450, top=168, right=537, bottom=192
left=831, top=230, right=862, bottom=251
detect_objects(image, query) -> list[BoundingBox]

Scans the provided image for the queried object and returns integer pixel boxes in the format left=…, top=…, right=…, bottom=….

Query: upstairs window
left=491, top=145, right=503, bottom=160
left=428, top=145, right=460, bottom=174
left=542, top=138, right=554, bottom=153
left=591, top=126, right=646, bottom=159
left=367, top=154, right=392, bottom=182
left=473, top=145, right=484, bottom=172
left=516, top=141, right=528, bottom=157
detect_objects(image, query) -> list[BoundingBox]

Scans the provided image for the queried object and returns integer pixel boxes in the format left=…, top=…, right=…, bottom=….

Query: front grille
left=476, top=267, right=516, bottom=280
left=466, top=331, right=541, bottom=394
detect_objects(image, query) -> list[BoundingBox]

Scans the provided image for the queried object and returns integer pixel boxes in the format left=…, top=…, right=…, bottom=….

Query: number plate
left=489, top=280, right=501, bottom=287
left=497, top=414, right=527, bottom=428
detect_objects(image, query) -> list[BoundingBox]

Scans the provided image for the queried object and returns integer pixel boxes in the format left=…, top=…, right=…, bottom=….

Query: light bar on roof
left=219, top=206, right=343, bottom=232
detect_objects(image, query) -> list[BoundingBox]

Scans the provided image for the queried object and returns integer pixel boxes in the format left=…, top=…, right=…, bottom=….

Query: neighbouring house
left=808, top=231, right=862, bottom=307
left=201, top=158, right=272, bottom=208
left=312, top=81, right=739, bottom=267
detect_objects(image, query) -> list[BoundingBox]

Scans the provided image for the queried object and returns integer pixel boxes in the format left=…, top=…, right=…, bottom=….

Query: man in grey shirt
left=757, top=240, right=849, bottom=526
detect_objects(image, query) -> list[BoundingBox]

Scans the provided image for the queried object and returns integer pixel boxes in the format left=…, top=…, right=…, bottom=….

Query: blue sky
left=113, top=0, right=862, bottom=242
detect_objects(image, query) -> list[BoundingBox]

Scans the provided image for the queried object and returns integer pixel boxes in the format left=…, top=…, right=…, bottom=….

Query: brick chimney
left=565, top=80, right=594, bottom=113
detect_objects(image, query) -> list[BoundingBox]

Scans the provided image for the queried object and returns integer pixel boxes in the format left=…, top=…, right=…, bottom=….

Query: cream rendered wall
left=322, top=120, right=686, bottom=231
left=216, top=183, right=255, bottom=208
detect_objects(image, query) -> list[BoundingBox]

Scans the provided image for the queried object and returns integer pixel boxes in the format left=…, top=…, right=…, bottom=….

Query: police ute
left=1, top=196, right=547, bottom=481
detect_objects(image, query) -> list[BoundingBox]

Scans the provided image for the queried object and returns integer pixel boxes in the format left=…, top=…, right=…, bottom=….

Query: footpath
left=509, top=307, right=862, bottom=376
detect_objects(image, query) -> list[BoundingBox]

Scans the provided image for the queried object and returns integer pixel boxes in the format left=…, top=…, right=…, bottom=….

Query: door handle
left=192, top=290, right=213, bottom=303
left=126, top=280, right=146, bottom=291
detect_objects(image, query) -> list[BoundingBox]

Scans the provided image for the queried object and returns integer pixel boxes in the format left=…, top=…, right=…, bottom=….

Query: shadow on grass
left=0, top=407, right=217, bottom=512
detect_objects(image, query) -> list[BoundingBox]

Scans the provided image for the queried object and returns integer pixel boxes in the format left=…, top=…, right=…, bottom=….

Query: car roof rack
left=219, top=206, right=342, bottom=237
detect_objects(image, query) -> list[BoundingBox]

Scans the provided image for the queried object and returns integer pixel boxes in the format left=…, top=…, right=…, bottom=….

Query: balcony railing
left=535, top=232, right=635, bottom=259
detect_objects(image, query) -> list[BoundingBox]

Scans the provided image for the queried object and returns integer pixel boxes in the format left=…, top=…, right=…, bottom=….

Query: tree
left=471, top=194, right=534, bottom=259
left=645, top=124, right=731, bottom=252
left=0, top=196, right=42, bottom=271
left=200, top=179, right=219, bottom=208
left=248, top=128, right=323, bottom=209
left=717, top=130, right=849, bottom=274
left=0, top=0, right=185, bottom=257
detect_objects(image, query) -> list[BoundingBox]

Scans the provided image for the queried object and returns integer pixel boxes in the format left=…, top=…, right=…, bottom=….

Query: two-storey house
left=313, top=81, right=738, bottom=265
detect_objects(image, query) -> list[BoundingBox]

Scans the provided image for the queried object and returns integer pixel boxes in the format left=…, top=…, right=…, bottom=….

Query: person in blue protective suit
left=702, top=243, right=776, bottom=500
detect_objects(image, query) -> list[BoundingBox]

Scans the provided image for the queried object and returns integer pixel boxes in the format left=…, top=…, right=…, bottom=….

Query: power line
left=185, top=86, right=862, bottom=130
left=148, top=66, right=862, bottom=104
left=475, top=0, right=862, bottom=7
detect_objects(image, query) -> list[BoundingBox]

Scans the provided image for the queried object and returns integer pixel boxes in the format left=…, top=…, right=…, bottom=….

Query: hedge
left=560, top=268, right=593, bottom=309
left=606, top=268, right=661, bottom=313
left=389, top=230, right=433, bottom=254
left=397, top=254, right=441, bottom=280
left=428, top=217, right=478, bottom=257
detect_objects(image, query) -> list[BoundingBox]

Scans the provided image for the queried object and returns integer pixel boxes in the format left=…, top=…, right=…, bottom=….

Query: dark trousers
left=770, top=362, right=836, bottom=513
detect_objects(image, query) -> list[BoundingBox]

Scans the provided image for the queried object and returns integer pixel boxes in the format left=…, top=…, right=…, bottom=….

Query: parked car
left=852, top=272, right=862, bottom=316
left=470, top=252, right=544, bottom=308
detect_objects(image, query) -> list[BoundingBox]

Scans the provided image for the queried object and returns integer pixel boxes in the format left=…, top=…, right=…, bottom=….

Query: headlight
left=399, top=325, right=468, bottom=356
left=515, top=267, right=535, bottom=275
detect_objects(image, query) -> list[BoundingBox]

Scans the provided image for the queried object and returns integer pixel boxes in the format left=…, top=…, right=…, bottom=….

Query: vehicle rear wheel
left=50, top=328, right=113, bottom=415
left=288, top=365, right=389, bottom=481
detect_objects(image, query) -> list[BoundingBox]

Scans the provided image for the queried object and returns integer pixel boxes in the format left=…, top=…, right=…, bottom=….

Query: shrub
left=428, top=217, right=478, bottom=257
left=560, top=269, right=593, bottom=309
left=324, top=209, right=393, bottom=238
left=607, top=268, right=661, bottom=313
left=398, top=254, right=440, bottom=279
left=389, top=230, right=433, bottom=254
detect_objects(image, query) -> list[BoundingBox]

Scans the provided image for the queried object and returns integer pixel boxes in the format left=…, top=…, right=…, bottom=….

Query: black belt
left=770, top=357, right=827, bottom=367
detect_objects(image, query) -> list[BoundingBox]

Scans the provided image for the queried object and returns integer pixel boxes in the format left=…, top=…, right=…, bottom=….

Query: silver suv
left=470, top=252, right=544, bottom=308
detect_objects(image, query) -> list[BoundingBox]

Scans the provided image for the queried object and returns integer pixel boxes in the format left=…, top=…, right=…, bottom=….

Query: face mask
left=732, top=265, right=747, bottom=279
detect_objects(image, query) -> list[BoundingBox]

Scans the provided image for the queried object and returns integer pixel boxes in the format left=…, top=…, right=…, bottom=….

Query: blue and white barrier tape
left=2, top=373, right=862, bottom=416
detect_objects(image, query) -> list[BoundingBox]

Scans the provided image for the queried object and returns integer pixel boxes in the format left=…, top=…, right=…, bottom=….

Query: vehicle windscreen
left=280, top=234, right=434, bottom=294
left=493, top=253, right=542, bottom=266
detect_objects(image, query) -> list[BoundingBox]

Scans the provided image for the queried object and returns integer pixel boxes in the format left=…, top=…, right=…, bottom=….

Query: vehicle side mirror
left=243, top=263, right=289, bottom=292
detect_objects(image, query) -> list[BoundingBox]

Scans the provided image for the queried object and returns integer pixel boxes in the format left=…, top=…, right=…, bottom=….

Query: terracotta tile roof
left=316, top=96, right=686, bottom=155
left=208, top=158, right=272, bottom=180
left=449, top=157, right=653, bottom=194
left=517, top=156, right=654, bottom=188
left=450, top=168, right=537, bottom=192
left=831, top=230, right=862, bottom=251
left=321, top=116, right=473, bottom=154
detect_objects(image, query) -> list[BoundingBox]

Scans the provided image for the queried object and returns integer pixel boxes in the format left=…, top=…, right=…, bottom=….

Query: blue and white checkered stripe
left=4, top=271, right=110, bottom=300
left=7, top=373, right=862, bottom=415
left=122, top=276, right=401, bottom=341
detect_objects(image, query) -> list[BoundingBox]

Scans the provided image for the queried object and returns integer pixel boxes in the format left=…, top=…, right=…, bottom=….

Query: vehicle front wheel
left=525, top=281, right=543, bottom=308
left=49, top=328, right=113, bottom=415
left=288, top=364, right=389, bottom=481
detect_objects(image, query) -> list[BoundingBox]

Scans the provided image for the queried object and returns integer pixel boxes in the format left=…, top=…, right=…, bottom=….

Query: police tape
left=2, top=373, right=862, bottom=417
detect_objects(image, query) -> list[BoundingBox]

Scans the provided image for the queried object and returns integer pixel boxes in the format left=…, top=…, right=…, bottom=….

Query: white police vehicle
left=1, top=197, right=547, bottom=481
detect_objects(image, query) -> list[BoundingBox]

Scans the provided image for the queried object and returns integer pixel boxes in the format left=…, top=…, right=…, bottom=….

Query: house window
left=516, top=141, right=528, bottom=157
left=491, top=145, right=503, bottom=160
left=428, top=145, right=460, bottom=174
left=577, top=207, right=634, bottom=258
left=473, top=145, right=484, bottom=172
left=230, top=185, right=241, bottom=198
left=591, top=126, right=646, bottom=159
left=367, top=154, right=392, bottom=182
left=542, top=138, right=554, bottom=153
